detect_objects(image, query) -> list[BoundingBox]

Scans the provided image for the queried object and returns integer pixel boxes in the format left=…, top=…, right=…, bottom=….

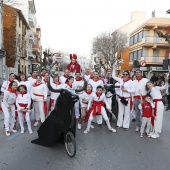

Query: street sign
left=140, top=60, right=146, bottom=67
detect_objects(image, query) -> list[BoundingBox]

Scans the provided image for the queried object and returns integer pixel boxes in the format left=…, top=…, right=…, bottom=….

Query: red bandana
left=85, top=90, right=92, bottom=95
left=75, top=77, right=83, bottom=81
left=95, top=92, right=102, bottom=100
left=20, top=91, right=27, bottom=97
left=8, top=88, right=18, bottom=97
left=63, top=75, right=69, bottom=78
left=32, top=82, right=42, bottom=87
left=41, top=74, right=45, bottom=77
left=66, top=82, right=72, bottom=88
left=136, top=76, right=143, bottom=82
left=123, top=77, right=131, bottom=83
left=44, top=79, right=48, bottom=84
left=8, top=79, right=13, bottom=83
left=93, top=78, right=100, bottom=82
left=54, top=82, right=61, bottom=85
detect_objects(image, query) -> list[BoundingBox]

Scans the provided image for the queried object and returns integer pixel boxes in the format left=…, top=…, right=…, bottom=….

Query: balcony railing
left=142, top=37, right=168, bottom=44
left=29, top=14, right=35, bottom=28
left=143, top=56, right=164, bottom=63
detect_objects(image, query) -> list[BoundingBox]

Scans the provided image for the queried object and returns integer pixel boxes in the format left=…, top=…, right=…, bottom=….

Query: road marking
left=7, top=130, right=21, bottom=141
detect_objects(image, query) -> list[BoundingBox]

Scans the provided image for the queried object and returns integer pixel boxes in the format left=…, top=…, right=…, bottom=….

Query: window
left=138, top=31, right=143, bottom=42
left=130, top=53, right=133, bottom=61
left=134, top=34, right=138, bottom=44
left=137, top=49, right=142, bottom=59
left=134, top=51, right=137, bottom=60
left=130, top=36, right=134, bottom=45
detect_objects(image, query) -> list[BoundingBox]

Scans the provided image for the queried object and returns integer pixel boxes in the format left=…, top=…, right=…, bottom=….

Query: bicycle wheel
left=64, top=131, right=76, bottom=158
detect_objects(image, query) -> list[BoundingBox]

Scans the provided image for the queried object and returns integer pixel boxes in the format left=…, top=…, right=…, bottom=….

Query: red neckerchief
left=66, top=82, right=72, bottom=88
left=44, top=79, right=48, bottom=84
left=8, top=79, right=13, bottom=83
left=41, top=74, right=45, bottom=77
left=85, top=90, right=92, bottom=95
left=32, top=76, right=36, bottom=79
left=8, top=88, right=18, bottom=97
left=95, top=92, right=102, bottom=100
left=20, top=91, right=27, bottom=97
left=136, top=76, right=143, bottom=82
left=90, top=76, right=93, bottom=79
left=54, top=82, right=61, bottom=85
left=93, top=78, right=100, bottom=82
left=123, top=77, right=131, bottom=83
left=32, top=82, right=42, bottom=87
left=75, top=77, right=83, bottom=81
left=63, top=75, right=69, bottom=78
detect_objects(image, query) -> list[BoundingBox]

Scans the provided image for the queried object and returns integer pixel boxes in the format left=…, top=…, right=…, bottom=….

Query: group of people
left=0, top=54, right=168, bottom=140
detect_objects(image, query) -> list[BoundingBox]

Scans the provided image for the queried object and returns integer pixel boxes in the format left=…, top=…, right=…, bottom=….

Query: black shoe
left=124, top=128, right=128, bottom=131
left=98, top=124, right=103, bottom=128
left=116, top=126, right=121, bottom=128
left=132, top=119, right=136, bottom=122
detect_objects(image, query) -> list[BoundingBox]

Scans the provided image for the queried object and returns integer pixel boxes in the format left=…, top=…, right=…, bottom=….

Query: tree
left=92, top=31, right=127, bottom=74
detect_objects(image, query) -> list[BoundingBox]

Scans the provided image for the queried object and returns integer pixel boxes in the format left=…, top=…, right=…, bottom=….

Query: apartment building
left=3, top=4, right=29, bottom=75
left=129, top=17, right=170, bottom=77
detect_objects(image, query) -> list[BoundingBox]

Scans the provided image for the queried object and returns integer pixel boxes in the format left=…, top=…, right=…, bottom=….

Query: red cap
left=70, top=54, right=77, bottom=60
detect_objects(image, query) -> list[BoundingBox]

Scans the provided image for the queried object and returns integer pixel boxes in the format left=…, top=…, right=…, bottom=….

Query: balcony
left=141, top=37, right=169, bottom=48
left=28, top=48, right=35, bottom=59
left=143, top=56, right=164, bottom=63
left=29, top=0, right=36, bottom=14
left=29, top=14, right=35, bottom=28
left=29, top=30, right=35, bottom=44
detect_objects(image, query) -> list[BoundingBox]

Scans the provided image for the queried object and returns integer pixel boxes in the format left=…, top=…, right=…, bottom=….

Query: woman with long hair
left=1, top=81, right=18, bottom=136
left=62, top=76, right=75, bottom=89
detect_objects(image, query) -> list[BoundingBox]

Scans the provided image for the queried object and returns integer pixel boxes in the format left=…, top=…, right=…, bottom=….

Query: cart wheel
left=64, top=131, right=76, bottom=158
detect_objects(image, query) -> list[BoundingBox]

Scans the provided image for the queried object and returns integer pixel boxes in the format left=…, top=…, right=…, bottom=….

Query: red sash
left=18, top=103, right=28, bottom=115
left=85, top=101, right=104, bottom=121
left=151, top=99, right=162, bottom=126
left=133, top=95, right=146, bottom=100
left=33, top=93, right=47, bottom=115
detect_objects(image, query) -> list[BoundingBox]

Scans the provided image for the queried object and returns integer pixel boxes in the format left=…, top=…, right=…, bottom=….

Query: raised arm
left=87, top=95, right=94, bottom=110
left=112, top=68, right=121, bottom=83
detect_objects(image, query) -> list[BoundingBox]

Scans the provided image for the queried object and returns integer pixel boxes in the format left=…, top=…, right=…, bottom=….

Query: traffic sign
left=140, top=60, right=146, bottom=67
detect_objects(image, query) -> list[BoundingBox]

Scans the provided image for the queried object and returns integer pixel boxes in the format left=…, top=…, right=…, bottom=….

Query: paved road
left=0, top=111, right=170, bottom=170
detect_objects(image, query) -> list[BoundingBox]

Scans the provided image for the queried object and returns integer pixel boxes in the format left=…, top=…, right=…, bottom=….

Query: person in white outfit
left=1, top=81, right=18, bottom=136
left=84, top=86, right=116, bottom=134
left=28, top=69, right=38, bottom=86
left=88, top=71, right=104, bottom=127
left=41, top=68, right=47, bottom=82
left=50, top=75, right=62, bottom=111
left=31, top=75, right=47, bottom=126
left=18, top=73, right=31, bottom=93
left=73, top=71, right=84, bottom=119
left=16, top=85, right=33, bottom=134
left=60, top=69, right=70, bottom=84
left=146, top=74, right=168, bottom=139
left=83, top=68, right=91, bottom=82
left=77, top=84, right=93, bottom=130
left=62, top=76, right=75, bottom=89
left=42, top=72, right=51, bottom=116
left=112, top=66, right=135, bottom=130
left=133, top=70, right=149, bottom=132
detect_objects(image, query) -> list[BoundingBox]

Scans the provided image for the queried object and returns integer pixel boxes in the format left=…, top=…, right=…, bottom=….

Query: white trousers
left=46, top=96, right=51, bottom=115
left=154, top=101, right=164, bottom=134
left=86, top=106, right=111, bottom=131
left=33, top=101, right=45, bottom=123
left=117, top=98, right=131, bottom=128
left=2, top=103, right=15, bottom=131
left=75, top=100, right=81, bottom=119
left=18, top=111, right=32, bottom=131
left=140, top=117, right=151, bottom=134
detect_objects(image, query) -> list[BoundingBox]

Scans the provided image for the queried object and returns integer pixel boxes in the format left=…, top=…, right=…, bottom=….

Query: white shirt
left=87, top=92, right=110, bottom=110
left=88, top=79, right=104, bottom=92
left=1, top=79, right=18, bottom=93
left=73, top=78, right=84, bottom=94
left=112, top=70, right=135, bottom=97
left=115, top=82, right=120, bottom=96
left=31, top=84, right=47, bottom=101
left=84, top=74, right=90, bottom=82
left=18, top=81, right=31, bottom=93
left=28, top=77, right=36, bottom=86
left=50, top=82, right=62, bottom=100
left=60, top=75, right=68, bottom=84
left=150, top=83, right=168, bottom=99
left=133, top=78, right=149, bottom=96
left=16, top=93, right=31, bottom=110
left=2, top=91, right=17, bottom=107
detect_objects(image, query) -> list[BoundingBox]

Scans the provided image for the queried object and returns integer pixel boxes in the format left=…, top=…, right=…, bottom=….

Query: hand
left=108, top=109, right=111, bottom=113
left=86, top=109, right=89, bottom=113
left=113, top=65, right=117, bottom=70
left=8, top=107, right=11, bottom=112
left=121, top=86, right=127, bottom=92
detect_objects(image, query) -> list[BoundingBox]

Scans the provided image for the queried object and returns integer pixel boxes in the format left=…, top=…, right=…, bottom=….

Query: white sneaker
left=151, top=133, right=159, bottom=139
left=77, top=123, right=81, bottom=130
left=140, top=133, right=143, bottom=138
left=34, top=121, right=39, bottom=127
left=135, top=127, right=140, bottom=132
left=84, top=129, right=90, bottom=134
left=90, top=125, right=94, bottom=129
left=6, top=131, right=10, bottom=136
left=109, top=127, right=116, bottom=133
left=21, top=129, right=24, bottom=134
left=29, top=129, right=33, bottom=134
left=12, top=129, right=17, bottom=133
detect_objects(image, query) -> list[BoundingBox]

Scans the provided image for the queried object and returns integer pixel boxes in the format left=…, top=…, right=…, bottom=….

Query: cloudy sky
left=34, top=0, right=170, bottom=56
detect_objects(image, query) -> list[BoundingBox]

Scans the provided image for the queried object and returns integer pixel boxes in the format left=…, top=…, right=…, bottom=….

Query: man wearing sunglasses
left=133, top=69, right=148, bottom=132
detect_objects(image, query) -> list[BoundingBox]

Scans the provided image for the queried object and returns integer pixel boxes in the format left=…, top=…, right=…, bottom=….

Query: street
left=0, top=111, right=170, bottom=170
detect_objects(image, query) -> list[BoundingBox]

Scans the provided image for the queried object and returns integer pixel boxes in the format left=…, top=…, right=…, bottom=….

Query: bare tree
left=3, top=0, right=21, bottom=6
left=92, top=31, right=127, bottom=74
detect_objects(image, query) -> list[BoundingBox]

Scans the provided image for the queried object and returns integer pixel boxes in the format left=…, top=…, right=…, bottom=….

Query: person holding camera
left=112, top=66, right=135, bottom=130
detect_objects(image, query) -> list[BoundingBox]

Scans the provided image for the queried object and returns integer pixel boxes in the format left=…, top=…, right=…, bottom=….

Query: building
left=112, top=11, right=147, bottom=72
left=129, top=17, right=170, bottom=78
left=3, top=4, right=30, bottom=75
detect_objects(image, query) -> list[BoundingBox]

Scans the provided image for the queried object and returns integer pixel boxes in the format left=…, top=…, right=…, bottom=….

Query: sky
left=34, top=0, right=170, bottom=57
